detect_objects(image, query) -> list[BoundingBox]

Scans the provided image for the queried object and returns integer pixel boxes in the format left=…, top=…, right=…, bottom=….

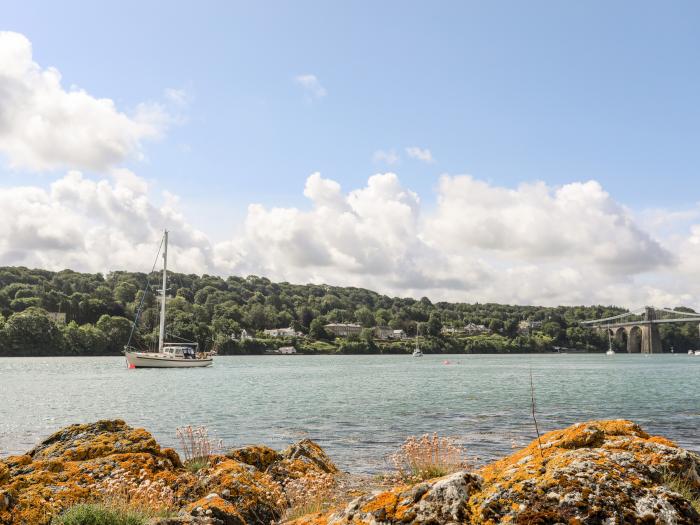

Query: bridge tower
left=640, top=306, right=662, bottom=354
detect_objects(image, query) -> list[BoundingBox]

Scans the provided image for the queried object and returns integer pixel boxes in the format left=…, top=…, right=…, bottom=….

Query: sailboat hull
left=125, top=351, right=213, bottom=368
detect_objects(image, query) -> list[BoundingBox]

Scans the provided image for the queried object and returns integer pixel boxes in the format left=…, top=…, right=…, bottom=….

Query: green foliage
left=662, top=470, right=700, bottom=514
left=0, top=265, right=695, bottom=356
left=51, top=503, right=149, bottom=525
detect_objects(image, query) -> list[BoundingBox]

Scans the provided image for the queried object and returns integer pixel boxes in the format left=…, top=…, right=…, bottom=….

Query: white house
left=278, top=346, right=297, bottom=354
left=324, top=323, right=363, bottom=337
left=373, top=326, right=394, bottom=340
left=392, top=329, right=406, bottom=339
left=464, top=323, right=490, bottom=335
left=263, top=327, right=301, bottom=338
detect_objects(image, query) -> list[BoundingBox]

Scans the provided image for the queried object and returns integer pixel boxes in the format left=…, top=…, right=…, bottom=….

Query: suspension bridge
left=580, top=306, right=700, bottom=353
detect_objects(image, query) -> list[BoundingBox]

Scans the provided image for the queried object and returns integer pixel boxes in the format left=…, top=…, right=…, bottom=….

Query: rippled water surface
left=1, top=354, right=698, bottom=473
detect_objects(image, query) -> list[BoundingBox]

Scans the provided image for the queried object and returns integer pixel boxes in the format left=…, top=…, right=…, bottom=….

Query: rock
left=190, top=457, right=283, bottom=524
left=225, top=444, right=281, bottom=471
left=149, top=517, right=223, bottom=525
left=268, top=438, right=338, bottom=483
left=281, top=439, right=338, bottom=474
left=290, top=419, right=700, bottom=524
left=0, top=420, right=335, bottom=524
left=321, top=471, right=481, bottom=524
left=186, top=495, right=247, bottom=525
left=0, top=420, right=185, bottom=525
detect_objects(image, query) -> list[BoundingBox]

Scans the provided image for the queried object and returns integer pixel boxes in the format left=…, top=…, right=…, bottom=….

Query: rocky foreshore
left=1, top=419, right=699, bottom=524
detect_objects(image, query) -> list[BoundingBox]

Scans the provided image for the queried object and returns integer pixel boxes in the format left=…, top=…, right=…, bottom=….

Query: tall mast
left=158, top=230, right=168, bottom=352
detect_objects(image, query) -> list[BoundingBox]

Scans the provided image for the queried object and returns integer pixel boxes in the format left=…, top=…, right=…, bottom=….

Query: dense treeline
left=0, top=266, right=697, bottom=356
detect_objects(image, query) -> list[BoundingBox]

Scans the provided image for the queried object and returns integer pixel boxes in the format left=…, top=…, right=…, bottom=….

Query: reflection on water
left=1, top=354, right=698, bottom=473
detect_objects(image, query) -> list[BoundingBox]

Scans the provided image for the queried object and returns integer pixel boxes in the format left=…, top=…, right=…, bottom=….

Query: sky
left=1, top=1, right=700, bottom=308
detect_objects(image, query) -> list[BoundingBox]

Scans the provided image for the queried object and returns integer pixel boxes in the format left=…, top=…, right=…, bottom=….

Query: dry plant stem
left=390, top=433, right=467, bottom=482
left=530, top=368, right=544, bottom=460
left=175, top=425, right=222, bottom=466
left=282, top=472, right=337, bottom=521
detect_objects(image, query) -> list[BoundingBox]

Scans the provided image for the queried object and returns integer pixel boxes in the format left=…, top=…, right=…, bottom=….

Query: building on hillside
left=373, top=326, right=394, bottom=340
left=517, top=320, right=543, bottom=335
left=392, top=329, right=406, bottom=339
left=324, top=323, right=362, bottom=337
left=278, top=346, right=297, bottom=354
left=373, top=326, right=407, bottom=340
left=233, top=329, right=253, bottom=341
left=441, top=326, right=464, bottom=336
left=263, top=327, right=301, bottom=338
left=464, top=323, right=490, bottom=335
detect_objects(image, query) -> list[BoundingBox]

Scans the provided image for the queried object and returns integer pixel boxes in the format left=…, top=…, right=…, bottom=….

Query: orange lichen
left=226, top=444, right=281, bottom=470
left=288, top=419, right=700, bottom=525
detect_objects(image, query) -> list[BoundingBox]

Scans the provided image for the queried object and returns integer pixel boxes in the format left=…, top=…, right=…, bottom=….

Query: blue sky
left=2, top=1, right=700, bottom=306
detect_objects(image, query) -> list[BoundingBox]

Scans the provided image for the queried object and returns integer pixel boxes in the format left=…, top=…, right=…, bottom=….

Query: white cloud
left=0, top=171, right=211, bottom=274
left=426, top=176, right=672, bottom=275
left=372, top=149, right=400, bottom=165
left=405, top=146, right=434, bottom=163
left=294, top=74, right=326, bottom=100
left=0, top=31, right=169, bottom=172
left=0, top=169, right=698, bottom=308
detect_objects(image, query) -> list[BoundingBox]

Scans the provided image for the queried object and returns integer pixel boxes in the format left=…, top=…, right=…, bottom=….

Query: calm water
left=1, top=354, right=698, bottom=473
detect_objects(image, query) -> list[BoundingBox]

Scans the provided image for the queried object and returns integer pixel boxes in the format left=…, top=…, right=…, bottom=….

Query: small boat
left=605, top=329, right=615, bottom=356
left=689, top=350, right=694, bottom=355
left=695, top=350, right=700, bottom=356
left=124, top=230, right=213, bottom=369
left=412, top=339, right=424, bottom=358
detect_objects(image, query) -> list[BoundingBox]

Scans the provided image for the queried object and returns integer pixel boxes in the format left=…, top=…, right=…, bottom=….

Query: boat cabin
left=163, top=344, right=198, bottom=359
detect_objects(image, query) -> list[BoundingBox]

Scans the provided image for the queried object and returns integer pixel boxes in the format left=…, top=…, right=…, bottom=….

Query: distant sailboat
left=412, top=338, right=424, bottom=358
left=123, top=230, right=213, bottom=368
left=606, top=330, right=615, bottom=356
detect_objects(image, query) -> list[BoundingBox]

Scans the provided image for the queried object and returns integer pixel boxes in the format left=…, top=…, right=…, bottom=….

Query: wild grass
left=176, top=425, right=222, bottom=472
left=390, top=433, right=468, bottom=483
left=281, top=472, right=337, bottom=521
left=50, top=503, right=151, bottom=525
left=662, top=470, right=700, bottom=514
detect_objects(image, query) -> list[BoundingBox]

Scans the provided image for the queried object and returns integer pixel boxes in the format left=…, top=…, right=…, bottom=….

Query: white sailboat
left=124, top=230, right=213, bottom=368
left=412, top=338, right=424, bottom=358
left=606, top=329, right=615, bottom=356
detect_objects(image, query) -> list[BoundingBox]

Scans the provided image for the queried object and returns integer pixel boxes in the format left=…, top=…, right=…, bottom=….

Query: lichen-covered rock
left=225, top=444, right=281, bottom=471
left=319, top=471, right=481, bottom=524
left=291, top=420, right=700, bottom=525
left=186, top=494, right=246, bottom=524
left=149, top=516, right=223, bottom=525
left=281, top=439, right=338, bottom=474
left=268, top=438, right=339, bottom=484
left=0, top=420, right=185, bottom=524
left=0, top=420, right=335, bottom=524
left=190, top=458, right=284, bottom=524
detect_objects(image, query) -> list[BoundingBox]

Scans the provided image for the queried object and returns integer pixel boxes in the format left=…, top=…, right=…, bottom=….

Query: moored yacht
left=412, top=339, right=424, bottom=358
left=124, top=230, right=213, bottom=369
left=605, top=330, right=615, bottom=356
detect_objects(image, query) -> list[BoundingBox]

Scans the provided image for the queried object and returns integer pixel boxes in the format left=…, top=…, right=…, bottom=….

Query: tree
left=355, top=307, right=375, bottom=327
left=114, top=282, right=138, bottom=304
left=309, top=318, right=329, bottom=340
left=427, top=313, right=442, bottom=337
left=96, top=315, right=133, bottom=353
left=3, top=308, right=65, bottom=356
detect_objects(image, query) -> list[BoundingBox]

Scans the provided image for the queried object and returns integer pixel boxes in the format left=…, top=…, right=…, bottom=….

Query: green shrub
left=662, top=471, right=700, bottom=514
left=51, top=503, right=149, bottom=525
